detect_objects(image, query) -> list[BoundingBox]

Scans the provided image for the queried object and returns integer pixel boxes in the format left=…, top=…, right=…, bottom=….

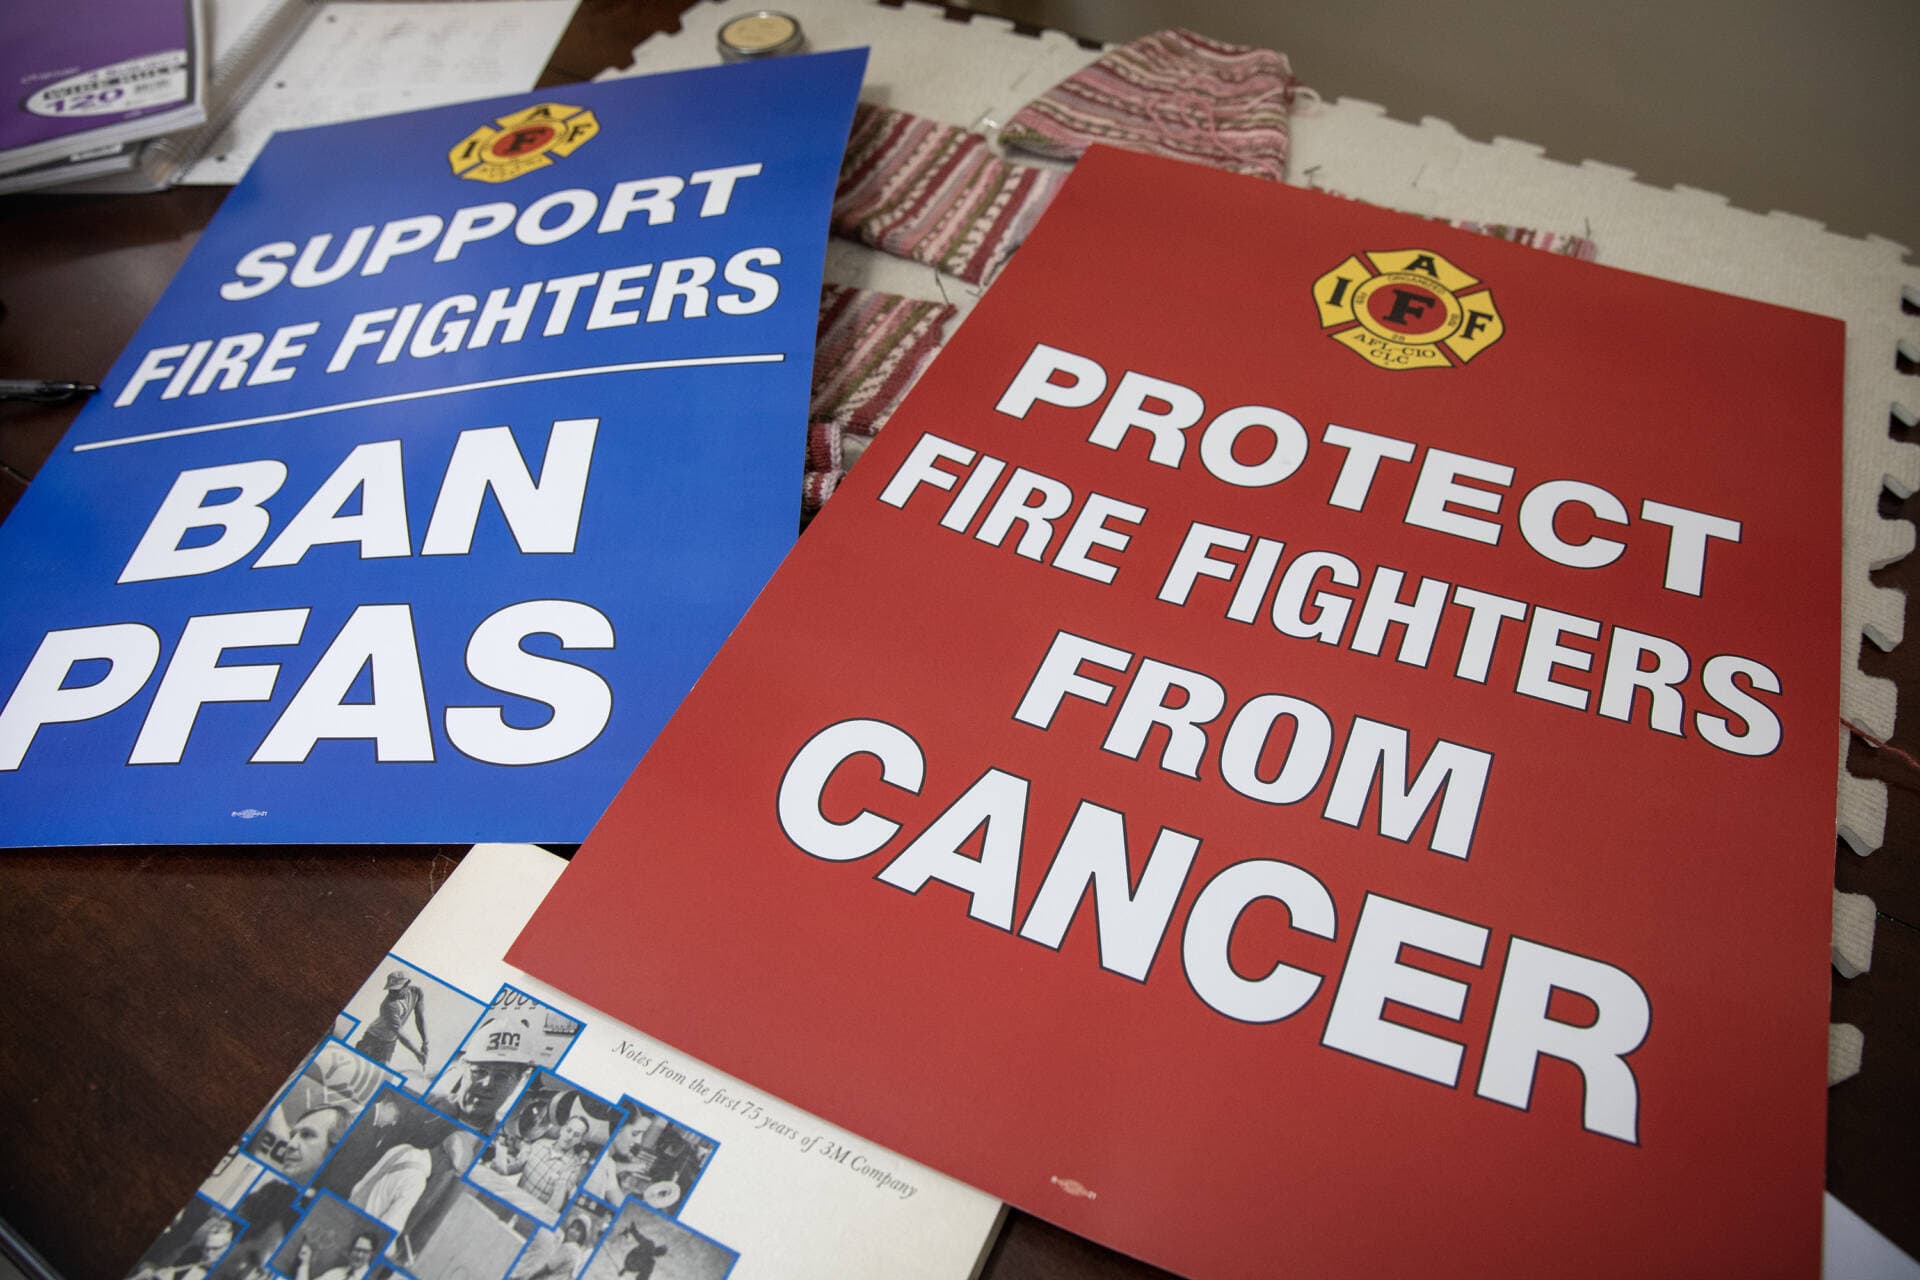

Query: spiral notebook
left=0, top=0, right=208, bottom=193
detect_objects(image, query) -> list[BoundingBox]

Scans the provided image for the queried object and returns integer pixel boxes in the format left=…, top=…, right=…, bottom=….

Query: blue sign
left=0, top=51, right=867, bottom=845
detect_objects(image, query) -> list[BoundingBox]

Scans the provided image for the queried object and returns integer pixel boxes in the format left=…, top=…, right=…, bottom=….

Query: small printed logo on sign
left=448, top=102, right=600, bottom=184
left=1312, top=248, right=1504, bottom=370
left=1050, top=1175, right=1097, bottom=1200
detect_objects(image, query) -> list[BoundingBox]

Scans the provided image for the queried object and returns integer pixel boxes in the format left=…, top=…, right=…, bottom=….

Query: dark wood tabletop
left=1, top=3, right=1915, bottom=1277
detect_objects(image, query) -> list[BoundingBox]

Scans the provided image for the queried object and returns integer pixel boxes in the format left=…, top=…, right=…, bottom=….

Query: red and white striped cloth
left=1441, top=218, right=1597, bottom=261
left=804, top=283, right=957, bottom=519
left=1000, top=29, right=1298, bottom=181
left=832, top=103, right=1064, bottom=286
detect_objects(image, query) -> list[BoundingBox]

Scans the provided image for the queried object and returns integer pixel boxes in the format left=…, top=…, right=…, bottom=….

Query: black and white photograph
left=580, top=1099, right=718, bottom=1219
left=578, top=1200, right=737, bottom=1280
left=126, top=1197, right=240, bottom=1280
left=313, top=1084, right=485, bottom=1248
left=506, top=1199, right=614, bottom=1280
left=207, top=1176, right=305, bottom=1280
left=401, top=1182, right=540, bottom=1280
left=213, top=1250, right=275, bottom=1280
left=425, top=986, right=583, bottom=1132
left=264, top=1192, right=392, bottom=1280
left=466, top=1070, right=623, bottom=1224
left=339, top=956, right=486, bottom=1093
left=248, top=1041, right=402, bottom=1187
left=198, top=1146, right=267, bottom=1213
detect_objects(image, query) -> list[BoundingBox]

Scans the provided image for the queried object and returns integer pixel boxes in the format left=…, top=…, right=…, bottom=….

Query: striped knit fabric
left=805, top=283, right=958, bottom=519
left=1000, top=29, right=1297, bottom=180
left=833, top=103, right=1065, bottom=286
left=1442, top=219, right=1598, bottom=261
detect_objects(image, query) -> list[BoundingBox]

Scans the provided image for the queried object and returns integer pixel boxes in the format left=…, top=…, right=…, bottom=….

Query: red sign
left=512, top=148, right=1840, bottom=1279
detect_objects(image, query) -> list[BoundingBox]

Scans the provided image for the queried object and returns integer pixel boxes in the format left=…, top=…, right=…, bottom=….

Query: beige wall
left=957, top=0, right=1919, bottom=256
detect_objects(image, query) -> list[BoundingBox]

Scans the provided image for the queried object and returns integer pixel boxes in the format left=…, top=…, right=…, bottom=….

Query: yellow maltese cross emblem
left=449, top=102, right=600, bottom=184
left=1312, top=249, right=1505, bottom=370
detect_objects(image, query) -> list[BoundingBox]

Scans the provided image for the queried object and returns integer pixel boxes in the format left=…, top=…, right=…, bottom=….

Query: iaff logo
left=449, top=102, right=600, bottom=184
left=1312, top=249, right=1504, bottom=371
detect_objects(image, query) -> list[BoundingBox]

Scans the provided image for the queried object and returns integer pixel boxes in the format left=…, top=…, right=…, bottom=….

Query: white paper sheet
left=182, top=0, right=578, bottom=184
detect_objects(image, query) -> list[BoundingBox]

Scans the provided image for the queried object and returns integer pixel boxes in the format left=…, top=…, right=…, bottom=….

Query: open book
left=125, top=845, right=1003, bottom=1280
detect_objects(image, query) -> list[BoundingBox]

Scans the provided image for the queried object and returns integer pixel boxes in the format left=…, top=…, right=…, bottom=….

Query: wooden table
left=0, top=3, right=1914, bottom=1276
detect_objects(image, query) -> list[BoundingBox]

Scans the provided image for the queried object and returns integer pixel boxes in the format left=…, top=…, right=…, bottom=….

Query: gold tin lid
left=717, top=11, right=807, bottom=61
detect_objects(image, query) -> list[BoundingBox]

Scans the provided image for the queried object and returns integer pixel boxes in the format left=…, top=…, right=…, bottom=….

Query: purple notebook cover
left=4, top=0, right=198, bottom=155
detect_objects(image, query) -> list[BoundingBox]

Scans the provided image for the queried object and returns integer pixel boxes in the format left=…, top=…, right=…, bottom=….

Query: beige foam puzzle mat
left=606, top=0, right=1917, bottom=1058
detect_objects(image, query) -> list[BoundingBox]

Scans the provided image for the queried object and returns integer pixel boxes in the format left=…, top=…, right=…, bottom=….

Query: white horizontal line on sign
left=74, top=353, right=788, bottom=452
